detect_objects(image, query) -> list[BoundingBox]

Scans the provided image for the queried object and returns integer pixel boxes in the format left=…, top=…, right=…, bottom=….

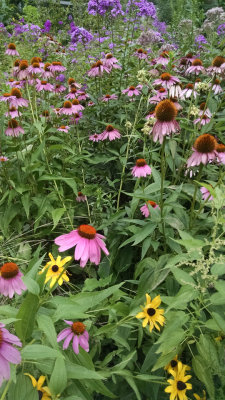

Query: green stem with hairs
left=189, top=163, right=204, bottom=229
left=160, top=138, right=166, bottom=246
left=0, top=380, right=11, bottom=400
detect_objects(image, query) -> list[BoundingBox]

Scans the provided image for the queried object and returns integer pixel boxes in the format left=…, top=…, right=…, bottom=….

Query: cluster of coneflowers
left=1, top=34, right=225, bottom=396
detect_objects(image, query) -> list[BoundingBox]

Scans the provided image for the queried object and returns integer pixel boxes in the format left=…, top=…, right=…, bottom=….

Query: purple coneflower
left=199, top=102, right=212, bottom=118
left=149, top=87, right=168, bottom=104
left=71, top=112, right=83, bottom=124
left=154, top=51, right=170, bottom=65
left=154, top=72, right=180, bottom=90
left=0, top=262, right=26, bottom=298
left=101, top=125, right=121, bottom=141
left=57, top=125, right=70, bottom=133
left=101, top=94, right=118, bottom=102
left=60, top=101, right=74, bottom=115
left=4, top=106, right=21, bottom=118
left=36, top=79, right=54, bottom=92
left=65, top=87, right=78, bottom=100
left=41, top=62, right=54, bottom=79
left=186, top=59, right=205, bottom=75
left=103, top=53, right=121, bottom=69
left=55, top=224, right=109, bottom=267
left=184, top=52, right=196, bottom=64
left=77, top=91, right=89, bottom=101
left=76, top=191, right=87, bottom=202
left=0, top=93, right=13, bottom=103
left=207, top=56, right=225, bottom=75
left=57, top=320, right=89, bottom=354
left=181, top=83, right=197, bottom=99
left=194, top=114, right=211, bottom=126
left=151, top=99, right=180, bottom=144
left=216, top=143, right=225, bottom=165
left=0, top=156, right=8, bottom=162
left=0, top=323, right=22, bottom=386
left=89, top=133, right=102, bottom=142
left=72, top=99, right=84, bottom=113
left=17, top=60, right=29, bottom=80
left=88, top=60, right=110, bottom=77
left=5, top=119, right=24, bottom=137
left=134, top=48, right=148, bottom=59
left=140, top=201, right=160, bottom=218
left=5, top=43, right=19, bottom=56
left=186, top=134, right=217, bottom=167
left=55, top=83, right=66, bottom=93
left=132, top=159, right=152, bottom=178
left=211, top=79, right=222, bottom=95
left=68, top=78, right=82, bottom=89
left=49, top=61, right=66, bottom=72
left=28, top=62, right=43, bottom=75
left=9, top=88, right=29, bottom=108
left=122, top=85, right=141, bottom=97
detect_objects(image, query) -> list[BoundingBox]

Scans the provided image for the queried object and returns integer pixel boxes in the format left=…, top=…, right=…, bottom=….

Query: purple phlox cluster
left=13, top=23, right=41, bottom=39
left=69, top=22, right=93, bottom=44
left=58, top=20, right=63, bottom=25
left=217, top=23, right=225, bottom=36
left=195, top=34, right=207, bottom=46
left=153, top=19, right=167, bottom=34
left=126, top=0, right=156, bottom=18
left=87, top=0, right=124, bottom=17
left=56, top=74, right=66, bottom=82
left=42, top=19, right=51, bottom=33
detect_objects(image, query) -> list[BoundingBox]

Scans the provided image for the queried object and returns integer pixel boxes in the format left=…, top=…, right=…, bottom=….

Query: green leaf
left=15, top=293, right=39, bottom=343
left=210, top=312, right=225, bottom=333
left=192, top=355, right=215, bottom=400
left=37, top=313, right=58, bottom=348
left=171, top=267, right=196, bottom=286
left=162, top=286, right=198, bottom=311
left=38, top=175, right=77, bottom=195
left=66, top=362, right=104, bottom=380
left=51, top=208, right=66, bottom=230
left=26, top=254, right=46, bottom=279
left=211, top=263, right=225, bottom=276
left=7, top=374, right=38, bottom=400
left=125, top=377, right=141, bottom=400
left=22, top=344, right=64, bottom=360
left=22, top=276, right=40, bottom=295
left=49, top=357, right=67, bottom=396
left=21, top=193, right=30, bottom=219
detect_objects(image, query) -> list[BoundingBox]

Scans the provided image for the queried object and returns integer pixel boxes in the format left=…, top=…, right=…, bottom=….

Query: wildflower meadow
left=0, top=0, right=225, bottom=399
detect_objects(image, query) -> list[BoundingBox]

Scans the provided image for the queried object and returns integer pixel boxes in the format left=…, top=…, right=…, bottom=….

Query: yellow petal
left=151, top=295, right=161, bottom=308
left=50, top=277, right=57, bottom=288
left=61, top=256, right=72, bottom=266
left=24, top=373, right=37, bottom=388
left=63, top=273, right=69, bottom=282
left=145, top=293, right=151, bottom=304
left=48, top=253, right=55, bottom=262
left=165, top=385, right=173, bottom=393
left=142, top=318, right=148, bottom=327
left=136, top=312, right=145, bottom=319
left=58, top=278, right=63, bottom=286
left=37, top=375, right=46, bottom=390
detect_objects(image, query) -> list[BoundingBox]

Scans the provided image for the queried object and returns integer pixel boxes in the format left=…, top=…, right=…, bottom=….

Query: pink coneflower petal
left=72, top=335, right=79, bottom=354
left=63, top=332, right=74, bottom=349
left=57, top=328, right=72, bottom=342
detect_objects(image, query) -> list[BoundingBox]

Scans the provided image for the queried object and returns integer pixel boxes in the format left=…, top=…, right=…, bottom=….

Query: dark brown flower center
left=170, top=360, right=177, bottom=368
left=160, top=51, right=169, bottom=58
left=52, top=61, right=62, bottom=66
left=8, top=43, right=16, bottom=50
left=31, top=57, right=39, bottom=64
left=51, top=265, right=59, bottom=272
left=19, top=60, right=28, bottom=70
left=4, top=93, right=11, bottom=97
left=68, top=78, right=75, bottom=84
left=60, top=125, right=66, bottom=129
left=159, top=88, right=166, bottom=93
left=71, top=88, right=77, bottom=94
left=129, top=86, right=135, bottom=90
left=63, top=101, right=72, bottom=109
left=136, top=158, right=146, bottom=167
left=194, top=134, right=216, bottom=153
left=78, top=224, right=96, bottom=239
left=1, top=262, right=19, bottom=279
left=155, top=99, right=177, bottom=122
left=9, top=107, right=17, bottom=112
left=106, top=54, right=113, bottom=59
left=96, top=60, right=103, bottom=67
left=137, top=48, right=144, bottom=53
left=38, top=391, right=43, bottom=400
left=177, top=381, right=186, bottom=391
left=199, top=102, right=206, bottom=110
left=32, top=62, right=40, bottom=68
left=147, top=308, right=156, bottom=316
left=160, top=73, right=171, bottom=81
left=8, top=119, right=19, bottom=129
left=44, top=63, right=51, bottom=71
left=105, top=94, right=111, bottom=98
left=192, top=59, right=202, bottom=66
left=106, top=125, right=114, bottom=132
left=78, top=191, right=83, bottom=196
left=41, top=80, right=47, bottom=85
left=186, top=52, right=193, bottom=58
left=214, top=79, right=221, bottom=85
left=186, top=83, right=194, bottom=89
left=147, top=200, right=156, bottom=207
left=72, top=99, right=79, bottom=105
left=212, top=56, right=225, bottom=67
left=10, top=88, right=22, bottom=98
left=216, top=143, right=225, bottom=153
left=72, top=322, right=85, bottom=335
left=14, top=59, right=20, bottom=67
left=42, top=111, right=49, bottom=116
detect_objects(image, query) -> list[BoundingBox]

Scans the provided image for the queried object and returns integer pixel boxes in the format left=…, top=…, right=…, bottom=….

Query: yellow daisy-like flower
left=165, top=357, right=191, bottom=374
left=25, top=374, right=52, bottom=399
left=136, top=294, right=165, bottom=332
left=194, top=390, right=206, bottom=400
left=39, top=253, right=71, bottom=288
left=165, top=361, right=192, bottom=400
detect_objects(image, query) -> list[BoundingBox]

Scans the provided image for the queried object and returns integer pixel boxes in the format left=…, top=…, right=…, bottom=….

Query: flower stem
left=0, top=379, right=11, bottom=400
left=189, top=163, right=203, bottom=229
left=160, top=139, right=166, bottom=246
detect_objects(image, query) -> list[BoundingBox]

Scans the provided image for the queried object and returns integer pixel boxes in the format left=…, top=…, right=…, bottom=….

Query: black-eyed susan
left=165, top=357, right=191, bottom=375
left=165, top=361, right=192, bottom=400
left=136, top=294, right=165, bottom=332
left=25, top=374, right=52, bottom=399
left=194, top=390, right=206, bottom=400
left=39, top=253, right=71, bottom=288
